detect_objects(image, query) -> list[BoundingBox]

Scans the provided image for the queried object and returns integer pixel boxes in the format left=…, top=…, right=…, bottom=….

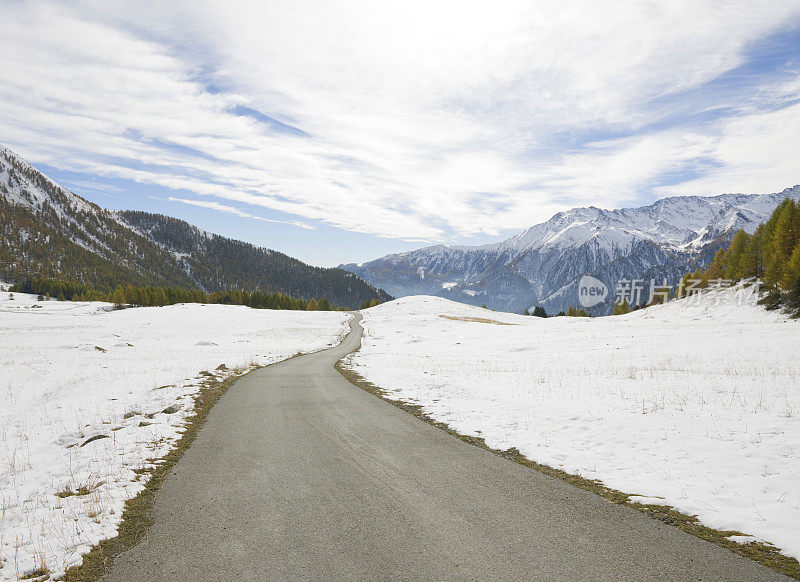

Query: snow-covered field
left=345, top=290, right=800, bottom=559
left=0, top=291, right=349, bottom=581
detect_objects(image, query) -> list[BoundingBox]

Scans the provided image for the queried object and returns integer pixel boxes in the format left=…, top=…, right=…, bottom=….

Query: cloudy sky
left=2, top=1, right=800, bottom=266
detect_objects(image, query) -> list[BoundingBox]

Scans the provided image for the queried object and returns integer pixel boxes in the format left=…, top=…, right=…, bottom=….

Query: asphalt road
left=103, top=314, right=788, bottom=581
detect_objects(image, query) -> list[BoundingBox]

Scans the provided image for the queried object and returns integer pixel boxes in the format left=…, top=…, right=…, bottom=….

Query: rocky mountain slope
left=341, top=187, right=800, bottom=314
left=0, top=146, right=391, bottom=308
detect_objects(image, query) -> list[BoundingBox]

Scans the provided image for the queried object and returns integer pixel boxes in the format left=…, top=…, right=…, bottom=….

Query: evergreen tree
left=532, top=306, right=548, bottom=317
left=566, top=306, right=575, bottom=316
left=764, top=251, right=785, bottom=290
left=724, top=229, right=750, bottom=279
left=784, top=244, right=800, bottom=291
left=153, top=287, right=168, bottom=306
left=740, top=224, right=764, bottom=278
left=706, top=248, right=728, bottom=280
left=784, top=275, right=800, bottom=315
left=676, top=272, right=691, bottom=298
left=772, top=199, right=800, bottom=263
left=306, top=298, right=319, bottom=311
left=112, top=285, right=126, bottom=308
left=612, top=298, right=630, bottom=315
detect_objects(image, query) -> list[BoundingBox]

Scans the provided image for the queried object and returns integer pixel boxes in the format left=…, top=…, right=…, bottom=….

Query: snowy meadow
left=345, top=291, right=800, bottom=559
left=0, top=291, right=349, bottom=581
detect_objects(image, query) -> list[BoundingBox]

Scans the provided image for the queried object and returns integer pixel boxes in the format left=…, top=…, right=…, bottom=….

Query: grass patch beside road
left=61, top=368, right=249, bottom=582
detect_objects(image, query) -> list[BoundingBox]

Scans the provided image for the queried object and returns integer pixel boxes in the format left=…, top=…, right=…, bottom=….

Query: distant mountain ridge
left=341, top=187, right=800, bottom=314
left=0, top=146, right=391, bottom=308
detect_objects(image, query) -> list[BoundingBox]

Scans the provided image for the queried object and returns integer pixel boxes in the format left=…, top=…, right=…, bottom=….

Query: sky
left=1, top=1, right=800, bottom=267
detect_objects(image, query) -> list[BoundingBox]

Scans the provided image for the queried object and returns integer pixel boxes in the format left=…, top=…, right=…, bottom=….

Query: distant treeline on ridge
left=10, top=277, right=383, bottom=311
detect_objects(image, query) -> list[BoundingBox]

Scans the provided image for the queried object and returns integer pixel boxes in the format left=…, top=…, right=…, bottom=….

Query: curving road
left=103, top=314, right=787, bottom=581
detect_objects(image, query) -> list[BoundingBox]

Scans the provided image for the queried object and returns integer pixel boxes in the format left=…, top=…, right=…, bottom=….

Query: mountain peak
left=341, top=186, right=800, bottom=314
left=0, top=145, right=391, bottom=308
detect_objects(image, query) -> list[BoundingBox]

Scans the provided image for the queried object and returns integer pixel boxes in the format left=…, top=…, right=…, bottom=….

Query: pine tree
left=773, top=199, right=800, bottom=263
left=153, top=287, right=167, bottom=306
left=725, top=229, right=750, bottom=279
left=112, top=285, right=126, bottom=308
left=783, top=244, right=800, bottom=290
left=612, top=298, right=630, bottom=315
left=764, top=251, right=785, bottom=290
left=676, top=272, right=691, bottom=298
left=306, top=298, right=319, bottom=311
left=706, top=248, right=728, bottom=280
left=740, top=225, right=764, bottom=279
left=784, top=274, right=800, bottom=315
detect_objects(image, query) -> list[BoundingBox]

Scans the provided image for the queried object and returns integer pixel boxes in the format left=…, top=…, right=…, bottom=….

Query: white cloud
left=1, top=0, right=799, bottom=242
left=167, top=197, right=314, bottom=229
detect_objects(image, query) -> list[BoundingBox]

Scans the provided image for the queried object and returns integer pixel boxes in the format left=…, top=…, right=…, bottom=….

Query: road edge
left=335, top=344, right=800, bottom=580
left=62, top=315, right=356, bottom=582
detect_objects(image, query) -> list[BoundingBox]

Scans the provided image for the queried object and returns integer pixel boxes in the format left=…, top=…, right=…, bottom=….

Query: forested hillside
left=117, top=211, right=391, bottom=307
left=0, top=146, right=391, bottom=308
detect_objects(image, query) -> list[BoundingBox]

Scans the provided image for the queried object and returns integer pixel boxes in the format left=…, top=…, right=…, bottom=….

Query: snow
left=501, top=188, right=800, bottom=255
left=347, top=290, right=800, bottom=559
left=0, top=292, right=349, bottom=581
left=442, top=282, right=458, bottom=290
left=0, top=147, right=96, bottom=218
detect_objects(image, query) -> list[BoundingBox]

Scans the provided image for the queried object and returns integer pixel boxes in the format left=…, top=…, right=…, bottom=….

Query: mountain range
left=341, top=187, right=800, bottom=314
left=0, top=146, right=391, bottom=309
left=5, top=143, right=797, bottom=315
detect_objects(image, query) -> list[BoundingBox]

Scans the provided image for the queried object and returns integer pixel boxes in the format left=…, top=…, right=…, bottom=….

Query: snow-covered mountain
left=341, top=188, right=800, bottom=314
left=0, top=145, right=391, bottom=308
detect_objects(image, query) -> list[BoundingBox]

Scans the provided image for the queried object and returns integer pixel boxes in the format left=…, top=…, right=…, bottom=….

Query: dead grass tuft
left=439, top=315, right=517, bottom=325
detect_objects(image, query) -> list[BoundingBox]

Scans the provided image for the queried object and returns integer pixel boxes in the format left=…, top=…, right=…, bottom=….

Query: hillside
left=0, top=146, right=391, bottom=308
left=341, top=188, right=800, bottom=314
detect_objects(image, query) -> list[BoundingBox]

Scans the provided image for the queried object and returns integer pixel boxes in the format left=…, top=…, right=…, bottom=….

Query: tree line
left=8, top=277, right=372, bottom=311
left=523, top=305, right=590, bottom=317
left=679, top=197, right=800, bottom=314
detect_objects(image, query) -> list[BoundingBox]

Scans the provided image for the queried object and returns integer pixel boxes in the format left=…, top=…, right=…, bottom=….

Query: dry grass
left=439, top=315, right=517, bottom=325
left=59, top=368, right=248, bottom=582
